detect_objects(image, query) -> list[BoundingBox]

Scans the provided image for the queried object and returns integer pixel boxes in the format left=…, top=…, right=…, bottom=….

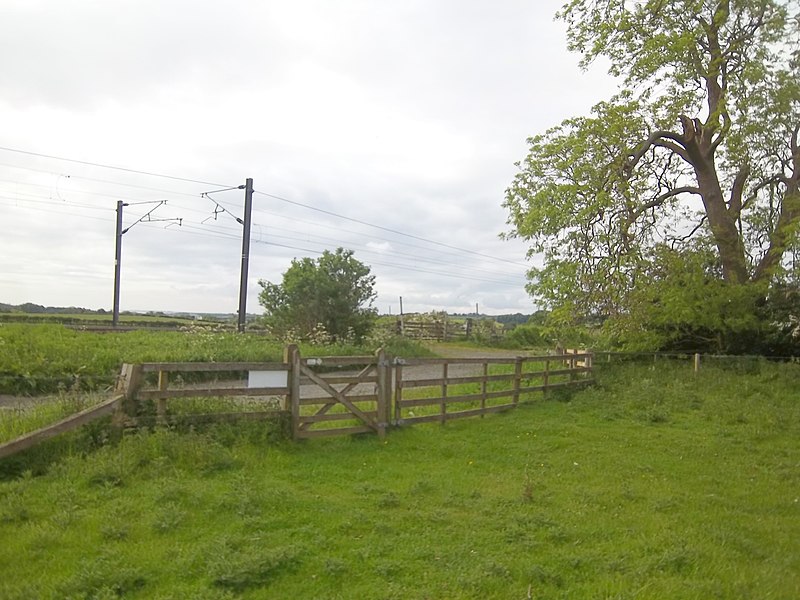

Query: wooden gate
left=288, top=347, right=391, bottom=439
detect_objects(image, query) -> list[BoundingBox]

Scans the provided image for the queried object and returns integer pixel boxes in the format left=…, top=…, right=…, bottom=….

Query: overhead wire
left=0, top=146, right=231, bottom=188
left=0, top=146, right=525, bottom=268
left=246, top=203, right=529, bottom=273
left=248, top=225, right=526, bottom=280
left=0, top=162, right=212, bottom=200
left=253, top=189, right=528, bottom=268
left=0, top=145, right=530, bottom=291
left=251, top=239, right=522, bottom=287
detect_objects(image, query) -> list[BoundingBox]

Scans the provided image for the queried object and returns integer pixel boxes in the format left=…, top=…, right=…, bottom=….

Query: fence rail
left=394, top=353, right=592, bottom=425
left=0, top=394, right=124, bottom=459
left=0, top=348, right=594, bottom=457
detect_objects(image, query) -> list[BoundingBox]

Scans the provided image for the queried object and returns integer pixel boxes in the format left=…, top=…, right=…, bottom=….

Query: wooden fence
left=115, top=358, right=291, bottom=427
left=397, top=320, right=450, bottom=341
left=394, top=353, right=593, bottom=425
left=396, top=318, right=504, bottom=342
left=0, top=348, right=593, bottom=457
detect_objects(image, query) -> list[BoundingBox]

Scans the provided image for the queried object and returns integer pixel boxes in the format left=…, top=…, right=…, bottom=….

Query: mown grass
left=1, top=360, right=799, bottom=598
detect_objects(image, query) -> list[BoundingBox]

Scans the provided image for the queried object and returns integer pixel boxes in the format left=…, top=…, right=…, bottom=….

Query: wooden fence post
left=481, top=362, right=488, bottom=417
left=694, top=353, right=700, bottom=373
left=117, top=363, right=143, bottom=425
left=543, top=358, right=550, bottom=394
left=394, top=360, right=403, bottom=424
left=286, top=344, right=301, bottom=439
left=375, top=348, right=388, bottom=439
left=569, top=351, right=576, bottom=384
left=157, top=370, right=169, bottom=425
left=440, top=362, right=448, bottom=424
left=282, top=345, right=294, bottom=412
left=513, top=357, right=523, bottom=405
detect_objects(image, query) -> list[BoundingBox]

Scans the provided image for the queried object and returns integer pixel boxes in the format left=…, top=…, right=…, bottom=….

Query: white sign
left=248, top=370, right=288, bottom=388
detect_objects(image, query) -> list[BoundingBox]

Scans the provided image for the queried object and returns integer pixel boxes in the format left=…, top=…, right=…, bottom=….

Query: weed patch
left=208, top=544, right=302, bottom=592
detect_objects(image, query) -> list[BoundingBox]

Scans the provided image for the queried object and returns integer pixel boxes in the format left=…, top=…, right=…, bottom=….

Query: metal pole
left=399, top=296, right=405, bottom=335
left=113, top=201, right=124, bottom=327
left=237, top=178, right=254, bottom=333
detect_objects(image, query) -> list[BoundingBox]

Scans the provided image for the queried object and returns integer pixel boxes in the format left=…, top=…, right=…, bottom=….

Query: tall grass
left=1, top=360, right=798, bottom=598
left=0, top=392, right=109, bottom=444
left=0, top=324, right=431, bottom=395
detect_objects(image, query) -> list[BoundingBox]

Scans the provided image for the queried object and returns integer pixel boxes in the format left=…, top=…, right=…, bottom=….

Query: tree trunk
left=694, top=163, right=749, bottom=283
left=681, top=116, right=750, bottom=283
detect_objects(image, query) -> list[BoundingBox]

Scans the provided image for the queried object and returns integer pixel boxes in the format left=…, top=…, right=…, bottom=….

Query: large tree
left=258, top=248, right=377, bottom=342
left=504, top=0, right=799, bottom=350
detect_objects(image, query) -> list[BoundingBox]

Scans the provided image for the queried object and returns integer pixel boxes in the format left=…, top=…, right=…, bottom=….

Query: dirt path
left=424, top=343, right=526, bottom=359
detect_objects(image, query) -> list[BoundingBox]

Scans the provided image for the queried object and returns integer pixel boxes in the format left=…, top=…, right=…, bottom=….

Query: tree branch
left=728, top=163, right=751, bottom=218
left=624, top=186, right=702, bottom=235
left=625, top=130, right=690, bottom=175
left=710, top=110, right=732, bottom=153
left=670, top=215, right=708, bottom=249
left=740, top=175, right=781, bottom=213
left=753, top=130, right=800, bottom=282
left=653, top=140, right=692, bottom=163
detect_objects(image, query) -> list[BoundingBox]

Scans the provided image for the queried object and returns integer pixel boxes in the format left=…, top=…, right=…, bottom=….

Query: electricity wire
left=0, top=146, right=530, bottom=289
left=0, top=146, right=231, bottom=188
left=253, top=189, right=528, bottom=267
left=0, top=146, right=525, bottom=267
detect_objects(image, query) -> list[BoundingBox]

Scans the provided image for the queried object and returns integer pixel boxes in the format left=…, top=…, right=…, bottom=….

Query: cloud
left=0, top=0, right=617, bottom=315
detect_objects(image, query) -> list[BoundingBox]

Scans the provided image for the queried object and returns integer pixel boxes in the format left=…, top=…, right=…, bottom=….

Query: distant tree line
left=0, top=302, right=106, bottom=314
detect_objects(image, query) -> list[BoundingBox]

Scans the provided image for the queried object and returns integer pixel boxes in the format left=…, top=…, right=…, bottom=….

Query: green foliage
left=505, top=0, right=800, bottom=353
left=258, top=248, right=377, bottom=343
left=504, top=324, right=551, bottom=349
left=1, top=361, right=799, bottom=597
left=602, top=246, right=767, bottom=352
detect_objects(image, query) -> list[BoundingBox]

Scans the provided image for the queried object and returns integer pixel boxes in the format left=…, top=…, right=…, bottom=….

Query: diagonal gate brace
left=300, top=364, right=379, bottom=432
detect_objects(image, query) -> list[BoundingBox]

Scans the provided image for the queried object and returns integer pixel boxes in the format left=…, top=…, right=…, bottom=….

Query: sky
left=0, top=0, right=616, bottom=316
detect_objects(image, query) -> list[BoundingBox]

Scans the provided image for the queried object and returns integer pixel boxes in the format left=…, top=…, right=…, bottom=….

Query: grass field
left=1, top=359, right=798, bottom=598
left=0, top=324, right=428, bottom=395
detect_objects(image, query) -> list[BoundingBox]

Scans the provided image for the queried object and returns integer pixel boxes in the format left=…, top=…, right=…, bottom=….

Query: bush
left=504, top=324, right=550, bottom=349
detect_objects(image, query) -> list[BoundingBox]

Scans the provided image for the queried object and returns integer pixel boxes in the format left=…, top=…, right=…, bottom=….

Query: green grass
left=0, top=312, right=202, bottom=323
left=0, top=392, right=111, bottom=444
left=1, top=360, right=799, bottom=598
left=0, top=324, right=431, bottom=395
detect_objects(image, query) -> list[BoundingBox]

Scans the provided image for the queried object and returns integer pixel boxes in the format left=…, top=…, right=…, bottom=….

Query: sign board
left=248, top=370, right=288, bottom=389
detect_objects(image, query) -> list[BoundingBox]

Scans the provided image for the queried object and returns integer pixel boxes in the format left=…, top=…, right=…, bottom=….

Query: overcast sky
left=0, top=0, right=616, bottom=316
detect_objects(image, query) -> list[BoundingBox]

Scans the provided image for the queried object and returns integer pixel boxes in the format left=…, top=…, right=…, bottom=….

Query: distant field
left=0, top=312, right=212, bottom=326
left=0, top=360, right=798, bottom=598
